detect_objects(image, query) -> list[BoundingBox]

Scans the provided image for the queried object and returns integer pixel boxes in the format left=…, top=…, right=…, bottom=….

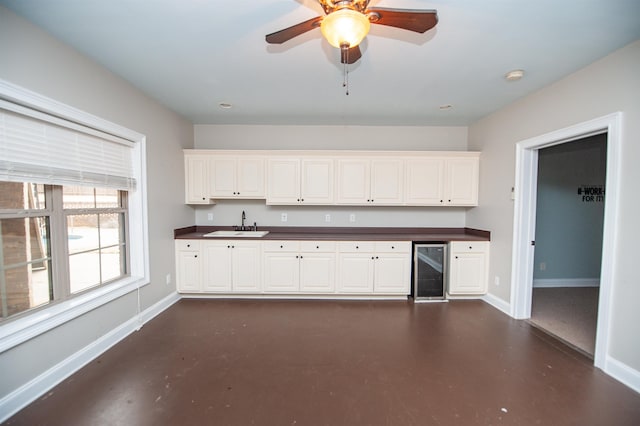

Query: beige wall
left=467, top=40, right=640, bottom=371
left=0, top=6, right=194, bottom=399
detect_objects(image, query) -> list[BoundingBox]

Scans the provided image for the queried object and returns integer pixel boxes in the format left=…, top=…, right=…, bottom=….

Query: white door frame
left=510, top=112, right=622, bottom=369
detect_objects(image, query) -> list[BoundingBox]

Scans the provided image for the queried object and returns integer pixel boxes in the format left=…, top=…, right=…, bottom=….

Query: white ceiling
left=2, top=0, right=639, bottom=126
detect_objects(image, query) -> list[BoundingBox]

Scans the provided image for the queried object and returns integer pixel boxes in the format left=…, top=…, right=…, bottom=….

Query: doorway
left=529, top=135, right=607, bottom=357
left=510, top=112, right=622, bottom=369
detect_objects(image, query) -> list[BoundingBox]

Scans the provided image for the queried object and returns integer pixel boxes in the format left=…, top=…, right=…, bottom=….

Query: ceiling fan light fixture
left=320, top=8, right=370, bottom=48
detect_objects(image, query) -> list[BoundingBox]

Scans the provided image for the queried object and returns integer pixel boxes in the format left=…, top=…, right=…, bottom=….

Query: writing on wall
left=577, top=185, right=605, bottom=202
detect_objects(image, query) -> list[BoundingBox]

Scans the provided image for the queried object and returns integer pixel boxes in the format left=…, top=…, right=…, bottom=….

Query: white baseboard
left=0, top=291, right=180, bottom=423
left=481, top=292, right=511, bottom=315
left=533, top=278, right=600, bottom=288
left=605, top=355, right=640, bottom=394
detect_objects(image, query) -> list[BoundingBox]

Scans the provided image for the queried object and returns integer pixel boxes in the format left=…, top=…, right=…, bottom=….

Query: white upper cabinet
left=210, top=157, right=264, bottom=199
left=445, top=157, right=479, bottom=206
left=267, top=158, right=334, bottom=205
left=405, top=157, right=445, bottom=205
left=185, top=150, right=479, bottom=207
left=184, top=154, right=212, bottom=204
left=336, top=158, right=403, bottom=205
left=405, top=155, right=479, bottom=206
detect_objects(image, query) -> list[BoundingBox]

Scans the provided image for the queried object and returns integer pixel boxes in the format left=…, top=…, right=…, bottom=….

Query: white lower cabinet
left=337, top=241, right=411, bottom=294
left=263, top=241, right=336, bottom=293
left=201, top=241, right=261, bottom=293
left=176, top=238, right=413, bottom=297
left=448, top=241, right=490, bottom=295
left=176, top=240, right=201, bottom=292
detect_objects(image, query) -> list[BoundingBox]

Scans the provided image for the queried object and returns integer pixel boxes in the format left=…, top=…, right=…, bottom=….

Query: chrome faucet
left=235, top=210, right=256, bottom=231
left=241, top=210, right=246, bottom=228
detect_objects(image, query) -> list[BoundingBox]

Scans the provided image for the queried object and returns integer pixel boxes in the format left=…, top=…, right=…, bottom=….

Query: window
left=0, top=183, right=129, bottom=320
left=0, top=78, right=148, bottom=352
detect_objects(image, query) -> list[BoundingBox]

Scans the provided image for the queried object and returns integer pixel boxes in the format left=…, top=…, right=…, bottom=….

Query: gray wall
left=194, top=124, right=470, bottom=228
left=533, top=135, right=606, bottom=282
left=467, top=39, right=640, bottom=371
left=0, top=6, right=194, bottom=400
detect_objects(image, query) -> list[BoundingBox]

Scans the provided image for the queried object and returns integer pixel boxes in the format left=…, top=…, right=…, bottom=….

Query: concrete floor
left=4, top=299, right=640, bottom=425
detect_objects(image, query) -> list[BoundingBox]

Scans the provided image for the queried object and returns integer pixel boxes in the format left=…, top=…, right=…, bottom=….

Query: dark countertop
left=174, top=226, right=490, bottom=242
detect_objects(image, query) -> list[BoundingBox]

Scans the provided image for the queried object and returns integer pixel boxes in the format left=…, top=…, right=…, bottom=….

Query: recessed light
left=439, top=104, right=453, bottom=110
left=505, top=69, right=525, bottom=81
left=219, top=102, right=233, bottom=109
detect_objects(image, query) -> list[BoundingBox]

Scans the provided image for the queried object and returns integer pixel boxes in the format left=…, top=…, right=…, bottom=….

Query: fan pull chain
left=342, top=44, right=350, bottom=96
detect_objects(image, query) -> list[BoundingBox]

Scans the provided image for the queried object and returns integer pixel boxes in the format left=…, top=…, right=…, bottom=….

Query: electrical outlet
left=325, top=214, right=331, bottom=223
left=540, top=262, right=546, bottom=271
left=494, top=276, right=500, bottom=287
left=207, top=213, right=213, bottom=221
left=349, top=213, right=356, bottom=223
left=281, top=213, right=288, bottom=222
left=166, top=273, right=171, bottom=285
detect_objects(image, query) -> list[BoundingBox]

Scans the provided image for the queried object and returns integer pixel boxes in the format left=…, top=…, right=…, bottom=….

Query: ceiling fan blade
left=340, top=45, right=362, bottom=64
left=265, top=16, right=323, bottom=44
left=367, top=8, right=438, bottom=33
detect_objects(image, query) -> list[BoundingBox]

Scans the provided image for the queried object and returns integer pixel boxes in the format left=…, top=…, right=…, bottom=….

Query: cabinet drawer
left=450, top=241, right=489, bottom=253
left=176, top=240, right=200, bottom=251
left=263, top=240, right=300, bottom=252
left=338, top=241, right=375, bottom=253
left=374, top=241, right=411, bottom=253
left=300, top=241, right=337, bottom=252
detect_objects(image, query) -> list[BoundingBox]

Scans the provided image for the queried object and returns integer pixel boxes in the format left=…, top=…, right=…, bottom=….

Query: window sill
left=0, top=276, right=149, bottom=354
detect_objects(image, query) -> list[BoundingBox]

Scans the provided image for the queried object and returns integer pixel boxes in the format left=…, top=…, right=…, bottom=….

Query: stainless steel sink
left=203, top=230, right=269, bottom=238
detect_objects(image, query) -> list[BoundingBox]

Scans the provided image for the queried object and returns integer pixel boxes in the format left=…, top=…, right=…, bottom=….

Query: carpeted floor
left=530, top=287, right=599, bottom=356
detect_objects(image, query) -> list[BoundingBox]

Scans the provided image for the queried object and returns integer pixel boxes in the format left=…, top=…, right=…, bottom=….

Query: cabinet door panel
left=446, top=158, right=479, bottom=206
left=176, top=250, right=201, bottom=292
left=301, top=159, right=334, bottom=204
left=337, top=160, right=369, bottom=204
left=300, top=253, right=335, bottom=293
left=449, top=253, right=486, bottom=294
left=263, top=253, right=300, bottom=292
left=374, top=254, right=410, bottom=294
left=210, top=158, right=236, bottom=197
left=370, top=159, right=404, bottom=205
left=266, top=159, right=300, bottom=204
left=237, top=158, right=265, bottom=198
left=337, top=254, right=373, bottom=293
left=202, top=243, right=232, bottom=292
left=185, top=156, right=211, bottom=204
left=232, top=243, right=262, bottom=292
left=405, top=158, right=445, bottom=205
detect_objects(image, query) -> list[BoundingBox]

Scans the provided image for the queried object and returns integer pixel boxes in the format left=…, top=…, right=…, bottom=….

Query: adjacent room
left=1, top=1, right=639, bottom=424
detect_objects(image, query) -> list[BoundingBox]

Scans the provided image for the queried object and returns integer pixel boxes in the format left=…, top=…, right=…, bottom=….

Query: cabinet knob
left=376, top=256, right=379, bottom=259
left=455, top=256, right=459, bottom=259
left=391, top=246, right=395, bottom=249
left=356, top=246, right=359, bottom=249
left=449, top=199, right=452, bottom=202
left=194, top=255, right=198, bottom=258
left=227, top=245, right=231, bottom=248
left=469, top=246, right=473, bottom=249
left=297, top=198, right=300, bottom=202
left=202, top=197, right=206, bottom=200
left=301, top=199, right=304, bottom=202
left=440, top=200, right=443, bottom=203
left=280, top=245, right=283, bottom=248
left=371, top=256, right=375, bottom=259
left=187, top=244, right=190, bottom=248
left=316, top=245, right=319, bottom=249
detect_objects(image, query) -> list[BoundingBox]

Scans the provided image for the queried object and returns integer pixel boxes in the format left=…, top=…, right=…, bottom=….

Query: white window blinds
left=0, top=100, right=136, bottom=190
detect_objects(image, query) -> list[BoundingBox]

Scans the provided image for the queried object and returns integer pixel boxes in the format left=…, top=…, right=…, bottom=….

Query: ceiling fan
left=265, top=0, right=439, bottom=65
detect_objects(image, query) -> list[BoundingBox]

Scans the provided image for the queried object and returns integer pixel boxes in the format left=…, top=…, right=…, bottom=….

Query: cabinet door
left=336, top=159, right=370, bottom=204
left=445, top=157, right=479, bottom=206
left=210, top=158, right=236, bottom=197
left=201, top=242, right=233, bottom=292
left=185, top=155, right=211, bottom=204
left=301, top=158, right=334, bottom=204
left=405, top=158, right=445, bottom=205
left=370, top=159, right=404, bottom=205
left=263, top=252, right=300, bottom=292
left=176, top=249, right=201, bottom=292
left=232, top=242, right=262, bottom=292
left=237, top=158, right=265, bottom=198
left=449, top=253, right=487, bottom=294
left=299, top=252, right=336, bottom=293
left=374, top=253, right=411, bottom=294
left=266, top=159, right=300, bottom=204
left=337, top=253, right=374, bottom=293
